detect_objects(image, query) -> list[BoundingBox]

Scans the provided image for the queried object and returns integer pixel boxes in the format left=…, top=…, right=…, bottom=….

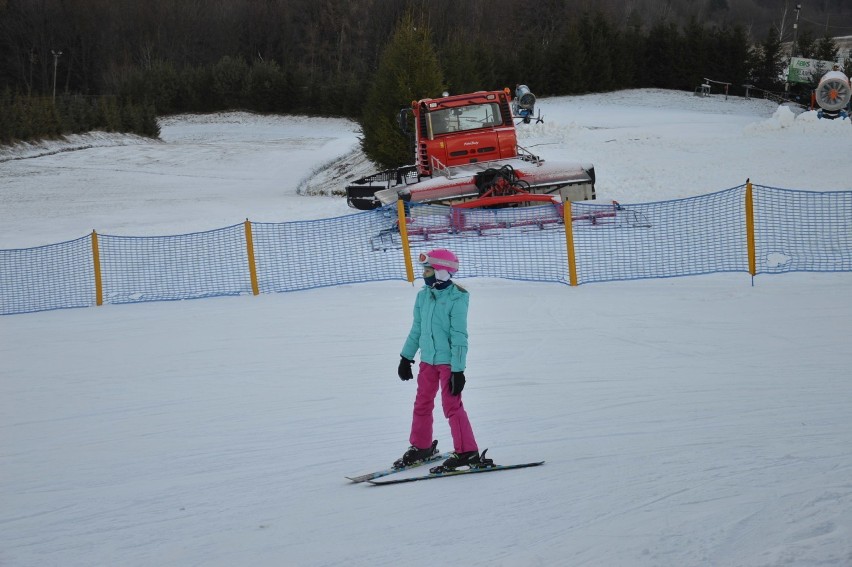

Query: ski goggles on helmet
left=417, top=252, right=459, bottom=271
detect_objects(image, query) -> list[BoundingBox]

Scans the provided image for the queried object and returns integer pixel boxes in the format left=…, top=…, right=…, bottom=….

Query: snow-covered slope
left=2, top=90, right=850, bottom=249
left=2, top=90, right=851, bottom=567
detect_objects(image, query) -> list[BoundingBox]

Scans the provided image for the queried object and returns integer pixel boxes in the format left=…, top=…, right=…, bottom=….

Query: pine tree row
left=0, top=92, right=158, bottom=146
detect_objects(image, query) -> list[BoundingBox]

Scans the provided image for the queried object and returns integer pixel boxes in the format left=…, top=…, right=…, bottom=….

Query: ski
left=346, top=451, right=451, bottom=483
left=367, top=460, right=545, bottom=485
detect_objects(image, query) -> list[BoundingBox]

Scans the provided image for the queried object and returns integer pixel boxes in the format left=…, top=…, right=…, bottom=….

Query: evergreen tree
left=12, top=96, right=34, bottom=140
left=441, top=33, right=482, bottom=96
left=683, top=19, right=711, bottom=89
left=813, top=35, right=839, bottom=65
left=795, top=29, right=816, bottom=59
left=58, top=95, right=86, bottom=133
left=139, top=103, right=160, bottom=137
left=211, top=56, right=250, bottom=110
left=99, top=96, right=122, bottom=131
left=0, top=88, right=13, bottom=143
left=361, top=11, right=444, bottom=170
left=471, top=42, right=499, bottom=91
left=645, top=22, right=685, bottom=90
left=144, top=61, right=181, bottom=115
left=509, top=37, right=552, bottom=95
left=750, top=27, right=785, bottom=91
left=247, top=59, right=288, bottom=113
left=32, top=97, right=61, bottom=138
left=712, top=26, right=751, bottom=96
left=619, top=23, right=647, bottom=90
left=552, top=25, right=586, bottom=94
left=579, top=12, right=617, bottom=92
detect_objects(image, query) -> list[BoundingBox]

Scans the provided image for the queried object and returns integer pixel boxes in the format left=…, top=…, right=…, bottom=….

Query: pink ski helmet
left=418, top=249, right=459, bottom=280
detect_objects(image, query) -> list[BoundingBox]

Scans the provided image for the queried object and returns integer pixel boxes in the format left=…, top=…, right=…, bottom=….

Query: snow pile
left=771, top=104, right=798, bottom=128
left=744, top=105, right=852, bottom=133
left=296, top=147, right=380, bottom=197
left=0, top=131, right=155, bottom=163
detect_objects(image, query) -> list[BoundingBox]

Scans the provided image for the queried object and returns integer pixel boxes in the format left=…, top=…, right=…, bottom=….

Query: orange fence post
left=244, top=219, right=260, bottom=296
left=745, top=180, right=757, bottom=277
left=397, top=200, right=415, bottom=283
left=563, top=201, right=578, bottom=286
left=91, top=230, right=103, bottom=306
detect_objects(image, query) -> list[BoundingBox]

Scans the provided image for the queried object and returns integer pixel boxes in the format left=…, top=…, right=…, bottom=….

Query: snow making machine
left=814, top=66, right=851, bottom=120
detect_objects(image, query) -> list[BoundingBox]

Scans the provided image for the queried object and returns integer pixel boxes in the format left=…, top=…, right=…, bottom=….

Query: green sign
left=788, top=57, right=837, bottom=84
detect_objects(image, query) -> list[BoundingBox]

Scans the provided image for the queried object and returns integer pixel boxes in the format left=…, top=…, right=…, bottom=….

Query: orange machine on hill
left=346, top=86, right=596, bottom=211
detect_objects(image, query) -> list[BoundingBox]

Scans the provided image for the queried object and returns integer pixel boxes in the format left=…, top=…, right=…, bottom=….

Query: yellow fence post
left=397, top=200, right=415, bottom=283
left=91, top=230, right=103, bottom=306
left=244, top=219, right=260, bottom=296
left=745, top=180, right=757, bottom=278
left=563, top=201, right=578, bottom=286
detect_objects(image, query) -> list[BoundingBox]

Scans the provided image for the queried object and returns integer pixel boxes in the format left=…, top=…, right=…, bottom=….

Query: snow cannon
left=512, top=85, right=542, bottom=124
left=814, top=67, right=851, bottom=120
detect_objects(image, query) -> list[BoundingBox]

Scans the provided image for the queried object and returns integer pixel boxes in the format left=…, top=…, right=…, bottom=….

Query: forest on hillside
left=1, top=0, right=851, bottom=144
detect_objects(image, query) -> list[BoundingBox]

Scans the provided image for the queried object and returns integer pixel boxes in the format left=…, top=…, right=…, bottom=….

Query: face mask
left=424, top=273, right=438, bottom=287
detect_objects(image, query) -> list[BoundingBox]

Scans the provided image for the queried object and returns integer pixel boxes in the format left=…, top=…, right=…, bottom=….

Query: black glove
left=450, top=371, right=466, bottom=396
left=398, top=356, right=414, bottom=381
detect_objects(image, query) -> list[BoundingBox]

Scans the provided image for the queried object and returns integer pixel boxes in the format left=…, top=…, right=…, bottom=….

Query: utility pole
left=51, top=50, right=62, bottom=103
left=792, top=4, right=802, bottom=57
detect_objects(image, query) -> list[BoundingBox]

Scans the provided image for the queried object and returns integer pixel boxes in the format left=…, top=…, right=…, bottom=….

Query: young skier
left=395, top=248, right=484, bottom=472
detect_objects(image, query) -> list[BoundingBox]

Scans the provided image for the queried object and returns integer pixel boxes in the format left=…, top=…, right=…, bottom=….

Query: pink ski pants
left=409, top=362, right=478, bottom=453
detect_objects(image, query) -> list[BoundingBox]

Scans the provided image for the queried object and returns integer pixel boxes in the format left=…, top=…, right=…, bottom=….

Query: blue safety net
left=97, top=224, right=252, bottom=304
left=2, top=184, right=851, bottom=316
left=571, top=186, right=749, bottom=284
left=0, top=235, right=94, bottom=315
left=401, top=202, right=570, bottom=283
left=251, top=209, right=406, bottom=293
left=752, top=184, right=852, bottom=273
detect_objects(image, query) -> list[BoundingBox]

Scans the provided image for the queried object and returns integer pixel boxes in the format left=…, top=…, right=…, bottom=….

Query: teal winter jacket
left=401, top=283, right=469, bottom=371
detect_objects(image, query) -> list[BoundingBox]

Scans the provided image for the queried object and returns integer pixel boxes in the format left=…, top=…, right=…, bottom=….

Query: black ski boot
left=430, top=449, right=494, bottom=474
left=393, top=439, right=439, bottom=469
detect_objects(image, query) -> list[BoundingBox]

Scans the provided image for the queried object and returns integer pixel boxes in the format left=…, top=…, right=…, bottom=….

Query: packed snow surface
left=2, top=90, right=851, bottom=566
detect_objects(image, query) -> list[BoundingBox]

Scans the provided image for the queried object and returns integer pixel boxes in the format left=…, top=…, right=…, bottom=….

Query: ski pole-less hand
left=450, top=371, right=465, bottom=395
left=398, top=356, right=414, bottom=381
